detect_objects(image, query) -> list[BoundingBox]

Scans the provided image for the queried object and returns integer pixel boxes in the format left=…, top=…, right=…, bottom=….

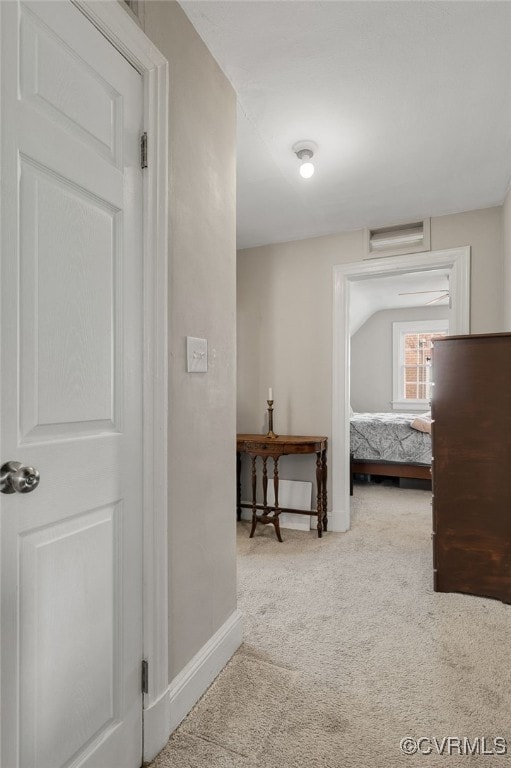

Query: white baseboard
left=168, top=608, right=243, bottom=733
left=329, top=508, right=349, bottom=532
left=143, top=683, right=172, bottom=762
left=143, top=608, right=243, bottom=762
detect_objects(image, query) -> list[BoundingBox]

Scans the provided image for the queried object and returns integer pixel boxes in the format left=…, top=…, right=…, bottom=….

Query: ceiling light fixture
left=293, top=141, right=318, bottom=179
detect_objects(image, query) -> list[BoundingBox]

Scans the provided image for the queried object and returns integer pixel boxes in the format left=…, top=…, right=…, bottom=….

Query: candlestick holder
left=266, top=400, right=278, bottom=439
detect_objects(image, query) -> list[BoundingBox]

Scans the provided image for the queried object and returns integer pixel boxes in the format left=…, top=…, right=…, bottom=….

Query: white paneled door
left=1, top=2, right=144, bottom=767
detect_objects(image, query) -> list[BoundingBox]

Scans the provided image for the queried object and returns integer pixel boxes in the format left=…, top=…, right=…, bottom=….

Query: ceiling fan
left=398, top=289, right=450, bottom=305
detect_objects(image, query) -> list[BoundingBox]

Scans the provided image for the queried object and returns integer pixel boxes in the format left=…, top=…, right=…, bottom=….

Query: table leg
left=316, top=451, right=323, bottom=537
left=249, top=455, right=257, bottom=538
left=322, top=448, right=328, bottom=532
left=273, top=456, right=283, bottom=543
left=236, top=451, right=242, bottom=520
left=262, top=456, right=268, bottom=508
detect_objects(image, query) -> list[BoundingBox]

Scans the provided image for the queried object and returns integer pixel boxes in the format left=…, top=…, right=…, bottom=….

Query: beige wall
left=237, top=207, right=503, bottom=490
left=144, top=1, right=237, bottom=680
left=503, top=188, right=511, bottom=330
left=351, top=306, right=448, bottom=413
left=430, top=208, right=503, bottom=333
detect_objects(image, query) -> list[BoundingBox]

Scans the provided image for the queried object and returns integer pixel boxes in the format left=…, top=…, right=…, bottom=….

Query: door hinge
left=140, top=132, right=148, bottom=169
left=141, top=659, right=149, bottom=694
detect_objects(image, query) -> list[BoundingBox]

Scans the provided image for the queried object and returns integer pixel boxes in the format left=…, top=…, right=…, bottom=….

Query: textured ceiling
left=179, top=1, right=511, bottom=250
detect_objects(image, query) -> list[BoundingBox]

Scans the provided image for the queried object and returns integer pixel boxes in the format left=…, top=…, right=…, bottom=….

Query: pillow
left=410, top=412, right=432, bottom=434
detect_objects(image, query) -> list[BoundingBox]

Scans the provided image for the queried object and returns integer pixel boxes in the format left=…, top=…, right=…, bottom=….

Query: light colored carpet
left=149, top=484, right=511, bottom=767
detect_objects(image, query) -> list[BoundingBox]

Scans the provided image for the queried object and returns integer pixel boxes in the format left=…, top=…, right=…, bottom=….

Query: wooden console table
left=236, top=434, right=328, bottom=541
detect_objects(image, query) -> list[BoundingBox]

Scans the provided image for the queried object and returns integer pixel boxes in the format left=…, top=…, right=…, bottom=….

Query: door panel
left=1, top=2, right=144, bottom=766
left=19, top=158, right=121, bottom=439
left=19, top=504, right=122, bottom=768
left=20, top=5, right=122, bottom=166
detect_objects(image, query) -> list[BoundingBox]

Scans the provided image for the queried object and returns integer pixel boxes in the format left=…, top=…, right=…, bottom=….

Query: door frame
left=331, top=246, right=471, bottom=532
left=70, top=1, right=169, bottom=760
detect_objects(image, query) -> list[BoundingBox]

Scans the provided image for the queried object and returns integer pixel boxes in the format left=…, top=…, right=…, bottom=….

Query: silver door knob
left=0, top=461, right=40, bottom=494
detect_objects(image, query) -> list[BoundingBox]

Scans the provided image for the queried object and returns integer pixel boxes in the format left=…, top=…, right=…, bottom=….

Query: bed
left=350, top=412, right=432, bottom=485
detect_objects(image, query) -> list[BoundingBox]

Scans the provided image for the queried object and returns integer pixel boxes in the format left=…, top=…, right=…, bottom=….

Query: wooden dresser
left=431, top=333, right=511, bottom=604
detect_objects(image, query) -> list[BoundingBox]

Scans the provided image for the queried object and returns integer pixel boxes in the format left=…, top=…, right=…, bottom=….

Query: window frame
left=392, top=319, right=449, bottom=410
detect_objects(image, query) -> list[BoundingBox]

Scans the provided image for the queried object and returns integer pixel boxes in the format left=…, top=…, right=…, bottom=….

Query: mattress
left=350, top=412, right=431, bottom=466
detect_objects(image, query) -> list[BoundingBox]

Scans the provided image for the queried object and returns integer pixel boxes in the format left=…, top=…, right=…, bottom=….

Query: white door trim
left=71, top=1, right=169, bottom=760
left=331, top=246, right=470, bottom=532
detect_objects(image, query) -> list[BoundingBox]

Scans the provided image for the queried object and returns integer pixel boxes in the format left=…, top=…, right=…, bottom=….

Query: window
left=392, top=320, right=448, bottom=410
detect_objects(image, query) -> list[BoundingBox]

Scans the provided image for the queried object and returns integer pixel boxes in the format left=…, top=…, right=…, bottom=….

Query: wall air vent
left=364, top=218, right=430, bottom=259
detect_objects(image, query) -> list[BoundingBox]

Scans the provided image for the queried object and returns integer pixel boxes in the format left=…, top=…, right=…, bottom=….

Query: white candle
left=268, top=387, right=273, bottom=401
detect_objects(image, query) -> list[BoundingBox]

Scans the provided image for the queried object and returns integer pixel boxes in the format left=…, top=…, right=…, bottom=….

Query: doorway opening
left=331, top=247, right=470, bottom=532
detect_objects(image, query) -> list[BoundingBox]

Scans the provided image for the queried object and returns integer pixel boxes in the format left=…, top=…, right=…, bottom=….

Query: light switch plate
left=187, top=337, right=208, bottom=373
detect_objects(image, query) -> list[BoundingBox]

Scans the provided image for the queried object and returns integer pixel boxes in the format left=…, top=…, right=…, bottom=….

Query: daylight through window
left=392, top=320, right=448, bottom=409
left=403, top=331, right=445, bottom=400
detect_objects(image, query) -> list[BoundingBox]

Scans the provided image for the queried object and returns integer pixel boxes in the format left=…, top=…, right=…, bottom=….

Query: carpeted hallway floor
left=149, top=484, right=511, bottom=767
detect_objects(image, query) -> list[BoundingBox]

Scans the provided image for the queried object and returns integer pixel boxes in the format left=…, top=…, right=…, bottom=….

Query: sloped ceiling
left=349, top=269, right=450, bottom=334
left=179, top=1, right=511, bottom=249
